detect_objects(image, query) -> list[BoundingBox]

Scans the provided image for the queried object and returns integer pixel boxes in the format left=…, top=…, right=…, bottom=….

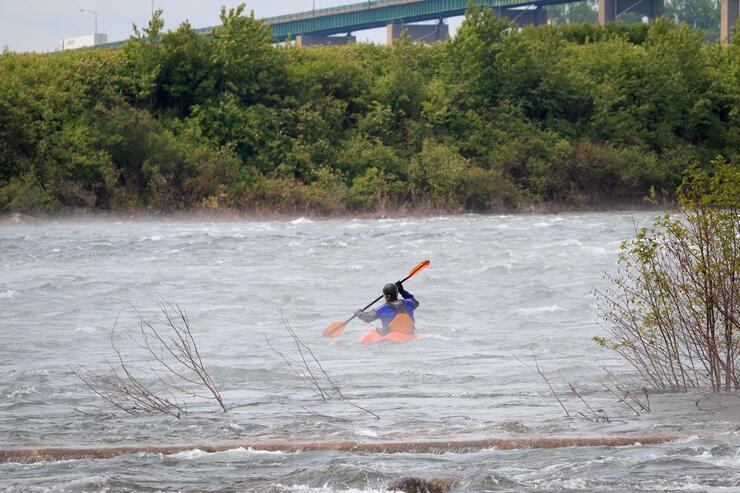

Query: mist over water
left=1, top=213, right=739, bottom=492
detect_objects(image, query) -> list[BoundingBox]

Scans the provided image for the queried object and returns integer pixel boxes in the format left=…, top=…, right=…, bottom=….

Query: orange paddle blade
left=323, top=320, right=348, bottom=338
left=407, top=259, right=430, bottom=278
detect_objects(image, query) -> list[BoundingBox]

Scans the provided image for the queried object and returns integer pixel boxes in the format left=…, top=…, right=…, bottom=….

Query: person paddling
left=355, top=281, right=419, bottom=335
left=321, top=260, right=429, bottom=341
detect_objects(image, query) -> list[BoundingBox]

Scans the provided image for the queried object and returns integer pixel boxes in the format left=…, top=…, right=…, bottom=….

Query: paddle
left=322, top=259, right=430, bottom=338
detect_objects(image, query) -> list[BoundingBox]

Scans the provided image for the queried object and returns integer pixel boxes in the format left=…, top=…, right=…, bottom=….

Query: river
left=1, top=213, right=738, bottom=492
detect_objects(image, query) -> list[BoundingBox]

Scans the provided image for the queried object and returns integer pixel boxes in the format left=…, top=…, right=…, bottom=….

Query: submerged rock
left=387, top=477, right=458, bottom=493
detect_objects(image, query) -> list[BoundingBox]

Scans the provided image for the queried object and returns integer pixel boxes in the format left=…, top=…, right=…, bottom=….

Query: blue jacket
left=357, top=289, right=419, bottom=334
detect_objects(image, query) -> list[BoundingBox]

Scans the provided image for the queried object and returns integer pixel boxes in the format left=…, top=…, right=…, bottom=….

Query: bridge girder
left=94, top=0, right=739, bottom=50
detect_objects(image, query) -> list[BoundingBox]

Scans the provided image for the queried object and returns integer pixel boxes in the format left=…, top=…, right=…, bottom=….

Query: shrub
left=408, top=139, right=469, bottom=209
left=595, top=157, right=739, bottom=391
left=0, top=172, right=56, bottom=212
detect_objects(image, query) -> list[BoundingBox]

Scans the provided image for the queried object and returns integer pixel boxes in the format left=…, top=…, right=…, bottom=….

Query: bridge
left=96, top=0, right=738, bottom=48
left=220, top=0, right=565, bottom=42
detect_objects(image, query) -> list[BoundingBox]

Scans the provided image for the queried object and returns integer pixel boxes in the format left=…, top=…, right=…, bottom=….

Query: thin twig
left=72, top=303, right=225, bottom=417
left=568, top=383, right=610, bottom=423
left=515, top=355, right=570, bottom=417
left=602, top=382, right=641, bottom=416
left=264, top=317, right=380, bottom=420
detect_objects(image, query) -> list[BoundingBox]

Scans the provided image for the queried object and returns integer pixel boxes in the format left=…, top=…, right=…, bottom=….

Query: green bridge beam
left=241, top=0, right=562, bottom=41
left=96, top=0, right=573, bottom=49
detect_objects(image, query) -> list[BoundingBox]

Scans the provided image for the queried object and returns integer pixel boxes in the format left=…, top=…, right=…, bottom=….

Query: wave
left=0, top=289, right=19, bottom=299
left=291, top=217, right=314, bottom=225
left=6, top=386, right=38, bottom=399
left=514, top=305, right=564, bottom=315
left=73, top=326, right=98, bottom=334
left=167, top=446, right=287, bottom=460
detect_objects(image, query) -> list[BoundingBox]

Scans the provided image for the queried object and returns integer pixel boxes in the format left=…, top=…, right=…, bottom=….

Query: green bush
left=0, top=172, right=56, bottom=212
left=596, top=158, right=739, bottom=391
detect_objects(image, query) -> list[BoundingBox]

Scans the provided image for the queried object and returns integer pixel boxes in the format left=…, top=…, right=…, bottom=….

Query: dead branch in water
left=515, top=355, right=571, bottom=417
left=601, top=382, right=641, bottom=416
left=694, top=398, right=717, bottom=414
left=135, top=303, right=226, bottom=412
left=73, top=304, right=225, bottom=418
left=601, top=367, right=652, bottom=413
left=517, top=354, right=652, bottom=422
left=568, top=383, right=610, bottom=423
left=263, top=315, right=380, bottom=420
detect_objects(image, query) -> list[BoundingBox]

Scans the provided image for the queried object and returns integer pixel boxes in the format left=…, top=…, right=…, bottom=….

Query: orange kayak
left=359, top=329, right=421, bottom=344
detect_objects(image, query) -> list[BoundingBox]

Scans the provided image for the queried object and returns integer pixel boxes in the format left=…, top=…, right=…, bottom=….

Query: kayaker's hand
left=354, top=310, right=363, bottom=317
left=395, top=280, right=406, bottom=294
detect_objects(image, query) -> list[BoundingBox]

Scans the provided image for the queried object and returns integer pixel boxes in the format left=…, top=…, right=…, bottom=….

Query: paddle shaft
left=342, top=271, right=418, bottom=326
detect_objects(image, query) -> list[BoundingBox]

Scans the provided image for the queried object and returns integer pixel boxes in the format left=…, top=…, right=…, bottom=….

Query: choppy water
left=1, top=213, right=739, bottom=492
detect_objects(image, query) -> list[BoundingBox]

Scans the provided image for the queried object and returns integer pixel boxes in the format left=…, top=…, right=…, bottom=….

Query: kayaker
left=355, top=281, right=419, bottom=335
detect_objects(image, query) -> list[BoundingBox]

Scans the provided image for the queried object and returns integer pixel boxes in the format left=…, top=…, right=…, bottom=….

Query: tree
left=372, top=35, right=427, bottom=136
left=596, top=158, right=739, bottom=391
left=118, top=10, right=166, bottom=107
left=444, top=6, right=512, bottom=111
left=548, top=1, right=598, bottom=24
left=665, top=0, right=719, bottom=30
left=157, top=22, right=217, bottom=117
left=211, top=4, right=286, bottom=106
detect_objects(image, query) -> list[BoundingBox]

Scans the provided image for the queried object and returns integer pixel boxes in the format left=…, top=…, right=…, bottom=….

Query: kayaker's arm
left=355, top=308, right=379, bottom=324
left=396, top=281, right=419, bottom=309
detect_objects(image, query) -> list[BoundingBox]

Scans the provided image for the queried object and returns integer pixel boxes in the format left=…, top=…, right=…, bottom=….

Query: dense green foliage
left=1, top=5, right=738, bottom=214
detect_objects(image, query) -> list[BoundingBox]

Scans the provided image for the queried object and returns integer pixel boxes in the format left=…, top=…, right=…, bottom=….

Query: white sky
left=0, top=1, right=465, bottom=52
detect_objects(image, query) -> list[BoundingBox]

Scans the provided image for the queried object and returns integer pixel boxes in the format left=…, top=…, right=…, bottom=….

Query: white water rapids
left=1, top=213, right=739, bottom=491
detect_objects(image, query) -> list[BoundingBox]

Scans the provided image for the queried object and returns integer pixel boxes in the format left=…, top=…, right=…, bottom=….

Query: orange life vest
left=387, top=300, right=416, bottom=334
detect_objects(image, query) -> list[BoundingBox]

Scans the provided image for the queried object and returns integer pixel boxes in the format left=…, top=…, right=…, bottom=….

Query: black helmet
left=383, top=283, right=398, bottom=298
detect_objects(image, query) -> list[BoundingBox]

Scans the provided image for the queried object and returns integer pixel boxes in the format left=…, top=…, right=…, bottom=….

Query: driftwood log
left=0, top=435, right=677, bottom=463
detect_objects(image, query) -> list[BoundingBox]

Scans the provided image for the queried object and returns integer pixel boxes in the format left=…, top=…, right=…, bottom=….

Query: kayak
left=359, top=328, right=421, bottom=344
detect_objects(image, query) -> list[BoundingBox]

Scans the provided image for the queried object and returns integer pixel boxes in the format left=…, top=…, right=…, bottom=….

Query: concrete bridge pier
left=721, top=0, right=739, bottom=44
left=296, top=33, right=356, bottom=47
left=598, top=0, right=664, bottom=24
left=495, top=6, right=549, bottom=26
left=386, top=21, right=449, bottom=45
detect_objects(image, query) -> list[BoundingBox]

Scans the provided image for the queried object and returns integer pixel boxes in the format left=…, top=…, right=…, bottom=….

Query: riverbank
left=0, top=200, right=671, bottom=224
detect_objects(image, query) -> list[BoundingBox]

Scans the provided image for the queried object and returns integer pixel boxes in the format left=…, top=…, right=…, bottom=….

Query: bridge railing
left=266, top=0, right=422, bottom=24
left=191, top=0, right=425, bottom=36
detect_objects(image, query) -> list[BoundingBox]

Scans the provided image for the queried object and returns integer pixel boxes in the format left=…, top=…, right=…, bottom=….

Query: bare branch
left=515, top=355, right=570, bottom=417
left=72, top=303, right=226, bottom=417
left=264, top=317, right=380, bottom=421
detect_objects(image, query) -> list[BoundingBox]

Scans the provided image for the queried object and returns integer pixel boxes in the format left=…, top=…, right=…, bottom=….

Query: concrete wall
left=386, top=22, right=449, bottom=45
left=721, top=0, right=739, bottom=44
left=60, top=33, right=108, bottom=51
